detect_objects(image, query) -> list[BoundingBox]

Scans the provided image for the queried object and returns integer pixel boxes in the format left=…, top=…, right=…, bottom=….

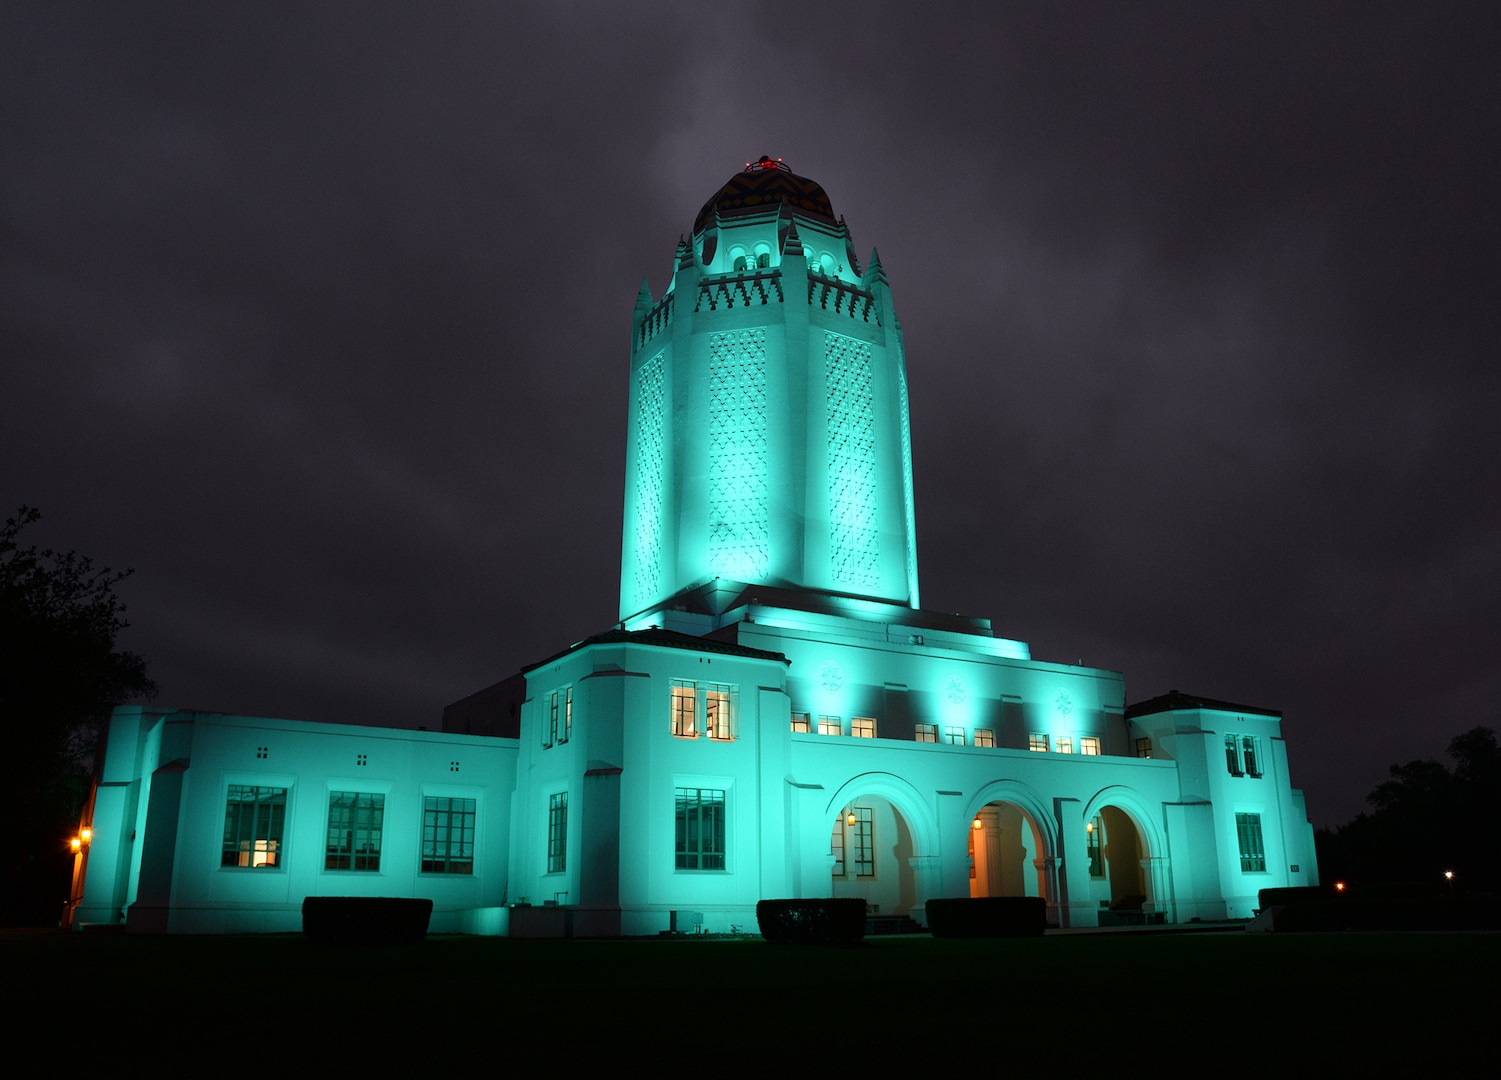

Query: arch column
left=907, top=854, right=942, bottom=926
left=1053, top=797, right=1094, bottom=928
left=1032, top=855, right=1062, bottom=927
left=1142, top=856, right=1174, bottom=922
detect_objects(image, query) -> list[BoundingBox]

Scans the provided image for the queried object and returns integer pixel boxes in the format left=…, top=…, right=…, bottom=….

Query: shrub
left=756, top=898, right=866, bottom=945
left=302, top=896, right=433, bottom=944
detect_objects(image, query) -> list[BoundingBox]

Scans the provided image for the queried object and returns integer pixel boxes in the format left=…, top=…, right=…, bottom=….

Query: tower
left=620, top=157, right=921, bottom=622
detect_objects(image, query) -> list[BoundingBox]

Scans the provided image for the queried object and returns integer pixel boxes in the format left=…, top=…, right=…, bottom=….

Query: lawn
left=5, top=929, right=1492, bottom=1072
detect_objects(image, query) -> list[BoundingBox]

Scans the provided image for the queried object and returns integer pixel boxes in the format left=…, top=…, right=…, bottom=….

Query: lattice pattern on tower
left=632, top=353, right=666, bottom=605
left=897, top=350, right=919, bottom=606
left=708, top=329, right=770, bottom=580
left=825, top=332, right=879, bottom=588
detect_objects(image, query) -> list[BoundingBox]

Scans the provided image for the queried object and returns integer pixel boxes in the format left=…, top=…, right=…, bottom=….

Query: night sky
left=6, top=3, right=1498, bottom=828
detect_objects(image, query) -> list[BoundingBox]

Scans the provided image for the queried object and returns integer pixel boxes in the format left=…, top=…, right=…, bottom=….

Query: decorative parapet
left=694, top=270, right=785, bottom=312
left=807, top=271, right=881, bottom=325
left=637, top=291, right=675, bottom=348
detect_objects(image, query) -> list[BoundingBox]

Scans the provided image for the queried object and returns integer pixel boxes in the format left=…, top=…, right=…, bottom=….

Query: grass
left=5, top=929, right=1494, bottom=1071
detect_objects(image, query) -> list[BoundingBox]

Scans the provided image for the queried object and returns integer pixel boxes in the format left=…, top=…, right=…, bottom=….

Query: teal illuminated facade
left=71, top=159, right=1318, bottom=935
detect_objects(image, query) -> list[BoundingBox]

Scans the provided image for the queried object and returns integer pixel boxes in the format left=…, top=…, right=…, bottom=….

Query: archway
left=828, top=795, right=917, bottom=918
left=968, top=800, right=1049, bottom=902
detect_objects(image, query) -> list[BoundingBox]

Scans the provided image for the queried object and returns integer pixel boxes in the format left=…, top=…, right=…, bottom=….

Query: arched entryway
left=1081, top=791, right=1168, bottom=923
left=968, top=800, right=1049, bottom=901
left=828, top=795, right=917, bottom=918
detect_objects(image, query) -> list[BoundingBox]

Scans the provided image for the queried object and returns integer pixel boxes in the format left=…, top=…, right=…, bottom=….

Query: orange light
left=1086, top=821, right=1094, bottom=834
left=846, top=811, right=857, bottom=827
left=1335, top=881, right=1346, bottom=891
left=70, top=837, right=82, bottom=853
left=972, top=817, right=982, bottom=830
left=80, top=827, right=93, bottom=844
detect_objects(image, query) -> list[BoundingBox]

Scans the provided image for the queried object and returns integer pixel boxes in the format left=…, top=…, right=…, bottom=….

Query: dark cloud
left=5, top=2, right=1498, bottom=826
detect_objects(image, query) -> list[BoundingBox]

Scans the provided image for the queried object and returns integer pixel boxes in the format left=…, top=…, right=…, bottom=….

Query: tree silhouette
left=0, top=507, right=157, bottom=923
left=1318, top=727, right=1501, bottom=893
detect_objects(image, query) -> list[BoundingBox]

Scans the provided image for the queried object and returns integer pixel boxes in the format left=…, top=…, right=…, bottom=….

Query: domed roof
left=693, top=156, right=837, bottom=235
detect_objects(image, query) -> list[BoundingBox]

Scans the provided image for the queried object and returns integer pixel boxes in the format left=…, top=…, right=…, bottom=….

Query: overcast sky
left=5, top=2, right=1497, bottom=827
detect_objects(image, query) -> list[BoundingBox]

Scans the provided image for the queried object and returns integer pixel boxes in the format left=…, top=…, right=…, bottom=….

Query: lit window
left=671, top=680, right=736, bottom=740
left=852, top=717, right=876, bottom=738
left=1242, top=736, right=1261, bottom=777
left=1087, top=816, right=1104, bottom=877
left=1134, top=737, right=1152, bottom=758
left=974, top=728, right=995, bottom=748
left=705, top=684, right=734, bottom=740
left=547, top=792, right=567, bottom=873
left=671, top=680, right=697, bottom=738
left=675, top=788, right=725, bottom=870
left=1236, top=812, right=1266, bottom=872
left=1225, top=734, right=1243, bottom=776
left=790, top=712, right=811, bottom=733
left=422, top=796, right=475, bottom=874
left=944, top=725, right=965, bottom=746
left=1029, top=733, right=1049, bottom=752
left=1056, top=736, right=1074, bottom=754
left=818, top=715, right=842, bottom=737
left=1080, top=737, right=1101, bottom=756
left=915, top=723, right=937, bottom=743
left=222, top=786, right=286, bottom=868
left=325, top=792, right=383, bottom=871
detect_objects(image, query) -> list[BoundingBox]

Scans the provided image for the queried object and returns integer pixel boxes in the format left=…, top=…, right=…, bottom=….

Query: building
left=70, top=157, right=1318, bottom=934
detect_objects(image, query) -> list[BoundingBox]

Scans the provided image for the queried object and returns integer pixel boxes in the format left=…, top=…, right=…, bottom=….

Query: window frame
left=851, top=717, right=877, bottom=739
left=421, top=795, right=476, bottom=875
left=675, top=787, right=726, bottom=871
left=943, top=725, right=965, bottom=746
left=914, top=723, right=937, bottom=743
left=1236, top=812, right=1266, bottom=872
left=1056, top=736, right=1074, bottom=754
left=974, top=728, right=996, bottom=748
left=817, top=715, right=842, bottom=737
left=1225, top=734, right=1244, bottom=776
left=547, top=791, right=568, bottom=874
left=790, top=712, right=811, bottom=733
left=325, top=791, right=384, bottom=872
left=1028, top=733, right=1049, bottom=753
left=1242, top=736, right=1261, bottom=777
left=1080, top=737, right=1101, bottom=756
left=222, top=785, right=287, bottom=869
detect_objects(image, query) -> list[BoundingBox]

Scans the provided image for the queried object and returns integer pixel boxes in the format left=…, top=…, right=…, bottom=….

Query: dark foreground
left=5, top=929, right=1493, bottom=1071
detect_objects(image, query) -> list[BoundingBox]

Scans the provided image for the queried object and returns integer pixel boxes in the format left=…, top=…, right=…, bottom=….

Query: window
left=326, top=792, right=384, bottom=871
left=832, top=807, right=873, bottom=878
left=1242, top=736, right=1261, bottom=777
left=1056, top=736, right=1074, bottom=754
left=1225, top=734, right=1243, bottom=776
left=1080, top=737, right=1101, bottom=756
left=1087, top=816, right=1104, bottom=877
left=675, top=788, right=725, bottom=870
left=818, top=715, right=842, bottom=737
left=422, top=796, right=475, bottom=874
left=1236, top=812, right=1266, bottom=872
left=915, top=723, right=937, bottom=743
left=671, top=680, right=697, bottom=737
left=849, top=808, right=874, bottom=877
left=547, top=792, right=568, bottom=873
left=944, top=725, right=965, bottom=746
left=1134, top=737, right=1152, bottom=758
left=852, top=717, right=876, bottom=738
left=671, top=680, right=736, bottom=740
left=790, top=712, right=811, bottom=733
left=546, top=687, right=573, bottom=747
left=1029, top=733, right=1049, bottom=752
left=704, top=684, right=733, bottom=740
left=222, top=786, right=286, bottom=868
left=974, top=728, right=995, bottom=748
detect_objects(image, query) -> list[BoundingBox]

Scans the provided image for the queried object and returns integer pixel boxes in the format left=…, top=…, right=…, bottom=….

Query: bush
left=756, top=898, right=866, bottom=945
left=302, top=897, right=433, bottom=944
left=925, top=897, right=1045, bottom=938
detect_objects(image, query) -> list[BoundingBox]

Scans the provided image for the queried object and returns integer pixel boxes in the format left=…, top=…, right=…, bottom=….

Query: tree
left=1317, top=726, right=1501, bottom=893
left=0, top=506, right=157, bottom=923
